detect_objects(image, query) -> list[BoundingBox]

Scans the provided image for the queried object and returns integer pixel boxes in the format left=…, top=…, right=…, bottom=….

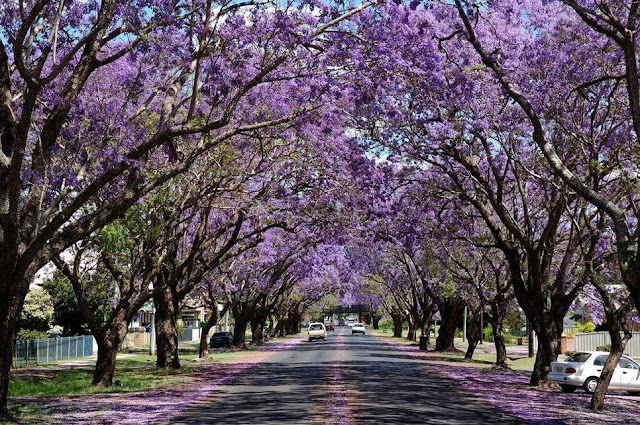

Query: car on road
left=325, top=322, right=335, bottom=331
left=352, top=323, right=365, bottom=335
left=347, top=319, right=355, bottom=327
left=308, top=322, right=327, bottom=341
left=338, top=318, right=345, bottom=326
left=209, top=331, right=233, bottom=348
left=548, top=351, right=640, bottom=394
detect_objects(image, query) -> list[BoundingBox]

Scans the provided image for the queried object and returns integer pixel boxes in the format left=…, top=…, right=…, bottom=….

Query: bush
left=576, top=321, right=596, bottom=333
left=483, top=327, right=493, bottom=342
left=596, top=344, right=611, bottom=352
left=17, top=329, right=48, bottom=340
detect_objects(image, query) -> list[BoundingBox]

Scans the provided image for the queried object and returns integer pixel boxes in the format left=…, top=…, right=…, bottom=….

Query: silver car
left=548, top=351, right=640, bottom=394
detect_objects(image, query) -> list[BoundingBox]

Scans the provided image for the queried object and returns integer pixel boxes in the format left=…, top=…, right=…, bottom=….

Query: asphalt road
left=173, top=327, right=524, bottom=424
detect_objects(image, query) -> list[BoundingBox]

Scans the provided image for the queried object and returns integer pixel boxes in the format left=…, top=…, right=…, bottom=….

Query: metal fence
left=12, top=335, right=94, bottom=368
left=574, top=332, right=640, bottom=358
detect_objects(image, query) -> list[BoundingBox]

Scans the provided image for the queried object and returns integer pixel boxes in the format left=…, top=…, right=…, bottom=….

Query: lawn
left=9, top=360, right=197, bottom=397
left=370, top=328, right=537, bottom=369
left=9, top=333, right=304, bottom=399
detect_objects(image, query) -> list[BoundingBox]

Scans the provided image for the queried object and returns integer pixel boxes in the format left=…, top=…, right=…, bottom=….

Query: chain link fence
left=12, top=335, right=95, bottom=368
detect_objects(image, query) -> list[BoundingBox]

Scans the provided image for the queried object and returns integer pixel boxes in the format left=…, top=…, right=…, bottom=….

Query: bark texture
left=153, top=287, right=180, bottom=369
left=435, top=297, right=464, bottom=352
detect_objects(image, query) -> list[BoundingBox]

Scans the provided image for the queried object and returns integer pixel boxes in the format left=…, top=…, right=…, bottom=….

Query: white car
left=308, top=322, right=326, bottom=341
left=352, top=323, right=365, bottom=335
left=548, top=351, right=640, bottom=394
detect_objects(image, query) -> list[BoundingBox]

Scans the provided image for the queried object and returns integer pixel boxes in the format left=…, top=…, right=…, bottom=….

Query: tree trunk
left=232, top=302, right=251, bottom=347
left=153, top=287, right=180, bottom=369
left=0, top=281, right=29, bottom=418
left=435, top=297, right=463, bottom=352
left=93, top=338, right=120, bottom=386
left=491, top=302, right=509, bottom=369
left=274, top=319, right=286, bottom=338
left=406, top=313, right=417, bottom=341
left=590, top=303, right=632, bottom=410
left=407, top=324, right=416, bottom=342
left=251, top=315, right=267, bottom=344
left=372, top=315, right=381, bottom=329
left=391, top=312, right=404, bottom=338
left=464, top=308, right=481, bottom=360
left=529, top=316, right=562, bottom=386
left=92, top=321, right=129, bottom=386
left=198, top=308, right=220, bottom=358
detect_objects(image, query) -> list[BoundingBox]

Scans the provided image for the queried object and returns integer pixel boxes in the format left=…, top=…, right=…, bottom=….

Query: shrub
left=576, top=321, right=596, bottom=333
left=17, top=329, right=48, bottom=340
left=483, top=327, right=493, bottom=342
left=596, top=344, right=611, bottom=352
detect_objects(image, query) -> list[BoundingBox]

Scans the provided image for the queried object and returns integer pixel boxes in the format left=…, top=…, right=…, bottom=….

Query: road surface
left=173, top=327, right=523, bottom=424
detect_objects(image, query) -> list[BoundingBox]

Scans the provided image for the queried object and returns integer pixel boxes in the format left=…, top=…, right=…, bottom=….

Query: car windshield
left=309, top=324, right=323, bottom=330
left=213, top=332, right=230, bottom=337
left=354, top=324, right=364, bottom=327
left=566, top=353, right=591, bottom=363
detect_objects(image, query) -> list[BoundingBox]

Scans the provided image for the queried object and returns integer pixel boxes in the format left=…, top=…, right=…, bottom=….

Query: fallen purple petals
left=10, top=337, right=303, bottom=424
left=382, top=337, right=640, bottom=425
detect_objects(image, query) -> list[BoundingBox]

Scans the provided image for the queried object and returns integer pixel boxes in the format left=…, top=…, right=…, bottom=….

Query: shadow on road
left=172, top=330, right=524, bottom=424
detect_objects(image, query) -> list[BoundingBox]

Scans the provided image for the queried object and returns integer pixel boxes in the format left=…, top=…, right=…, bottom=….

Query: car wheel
left=324, top=337, right=327, bottom=341
left=560, top=385, right=577, bottom=393
left=308, top=338, right=312, bottom=342
left=583, top=377, right=599, bottom=394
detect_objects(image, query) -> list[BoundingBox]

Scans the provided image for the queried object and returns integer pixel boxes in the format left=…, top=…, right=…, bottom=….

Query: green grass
left=9, top=356, right=197, bottom=397
left=370, top=329, right=538, bottom=369
left=9, top=331, right=304, bottom=398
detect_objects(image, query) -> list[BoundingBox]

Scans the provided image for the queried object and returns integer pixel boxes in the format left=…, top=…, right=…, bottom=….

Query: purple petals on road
left=382, top=336, right=640, bottom=425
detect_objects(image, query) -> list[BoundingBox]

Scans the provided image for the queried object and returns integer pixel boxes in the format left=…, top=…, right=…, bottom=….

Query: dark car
left=325, top=323, right=335, bottom=331
left=209, top=331, right=233, bottom=348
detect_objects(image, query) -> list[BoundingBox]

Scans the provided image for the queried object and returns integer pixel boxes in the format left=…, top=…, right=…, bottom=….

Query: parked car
left=209, top=331, right=233, bottom=348
left=352, top=323, right=365, bottom=335
left=308, top=322, right=327, bottom=341
left=325, top=323, right=335, bottom=331
left=548, top=351, right=640, bottom=394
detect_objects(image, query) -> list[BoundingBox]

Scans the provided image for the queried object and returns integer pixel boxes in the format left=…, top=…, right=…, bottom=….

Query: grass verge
left=10, top=333, right=304, bottom=398
left=370, top=328, right=537, bottom=369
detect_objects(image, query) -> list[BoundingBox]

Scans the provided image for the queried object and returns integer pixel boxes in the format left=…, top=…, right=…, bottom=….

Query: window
left=619, top=357, right=639, bottom=369
left=566, top=353, right=591, bottom=363
left=593, top=355, right=609, bottom=366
